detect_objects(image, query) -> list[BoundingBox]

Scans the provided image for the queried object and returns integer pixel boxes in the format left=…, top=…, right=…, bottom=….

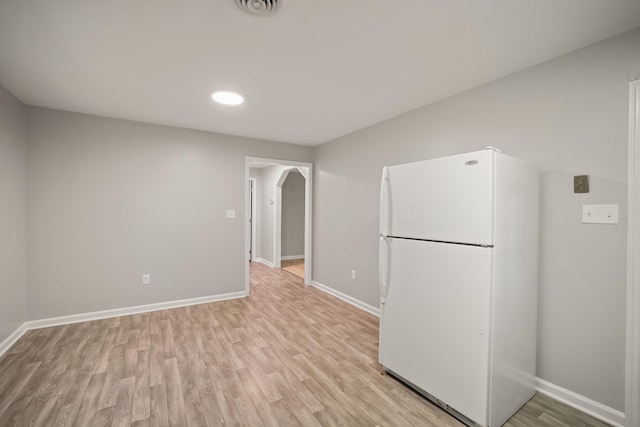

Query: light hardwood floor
left=281, top=259, right=304, bottom=279
left=0, top=263, right=611, bottom=426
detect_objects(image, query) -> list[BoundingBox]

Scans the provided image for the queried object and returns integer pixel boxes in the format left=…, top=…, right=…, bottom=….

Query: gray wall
left=0, top=85, right=26, bottom=343
left=256, top=165, right=289, bottom=263
left=281, top=171, right=305, bottom=257
left=313, top=28, right=640, bottom=411
left=26, top=107, right=312, bottom=319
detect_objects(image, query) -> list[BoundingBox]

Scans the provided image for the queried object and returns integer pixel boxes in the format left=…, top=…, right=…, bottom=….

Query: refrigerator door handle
left=379, top=235, right=389, bottom=305
left=380, top=166, right=390, bottom=237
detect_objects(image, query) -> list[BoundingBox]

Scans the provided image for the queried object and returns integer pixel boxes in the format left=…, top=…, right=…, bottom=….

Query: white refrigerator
left=378, top=148, right=539, bottom=427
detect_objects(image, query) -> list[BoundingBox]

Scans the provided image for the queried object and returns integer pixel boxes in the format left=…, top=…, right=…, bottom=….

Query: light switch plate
left=226, top=209, right=236, bottom=219
left=582, top=204, right=619, bottom=224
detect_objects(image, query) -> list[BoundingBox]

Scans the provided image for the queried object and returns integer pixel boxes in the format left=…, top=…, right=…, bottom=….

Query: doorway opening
left=274, top=166, right=307, bottom=277
left=245, top=157, right=313, bottom=293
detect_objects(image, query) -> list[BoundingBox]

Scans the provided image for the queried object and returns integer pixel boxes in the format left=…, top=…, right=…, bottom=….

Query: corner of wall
left=0, top=84, right=28, bottom=343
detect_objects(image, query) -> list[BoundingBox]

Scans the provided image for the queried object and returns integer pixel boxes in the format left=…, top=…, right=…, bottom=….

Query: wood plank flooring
left=0, top=262, right=612, bottom=426
left=505, top=393, right=610, bottom=427
left=281, top=259, right=304, bottom=279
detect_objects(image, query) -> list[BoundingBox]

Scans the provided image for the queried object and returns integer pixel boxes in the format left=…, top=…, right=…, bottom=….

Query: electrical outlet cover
left=574, top=175, right=589, bottom=193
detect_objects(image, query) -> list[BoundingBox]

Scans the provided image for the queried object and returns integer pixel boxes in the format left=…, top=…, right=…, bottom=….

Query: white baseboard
left=0, top=323, right=29, bottom=358
left=281, top=255, right=304, bottom=261
left=535, top=377, right=625, bottom=427
left=311, top=280, right=380, bottom=317
left=0, top=291, right=247, bottom=358
left=254, top=258, right=275, bottom=268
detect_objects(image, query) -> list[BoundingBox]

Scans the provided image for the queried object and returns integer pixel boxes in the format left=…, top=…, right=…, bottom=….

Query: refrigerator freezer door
left=379, top=238, right=492, bottom=426
left=386, top=150, right=494, bottom=245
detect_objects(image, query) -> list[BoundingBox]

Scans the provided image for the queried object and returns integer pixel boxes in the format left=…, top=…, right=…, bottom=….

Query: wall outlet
left=574, top=175, right=589, bottom=193
left=142, top=274, right=151, bottom=285
left=351, top=270, right=356, bottom=280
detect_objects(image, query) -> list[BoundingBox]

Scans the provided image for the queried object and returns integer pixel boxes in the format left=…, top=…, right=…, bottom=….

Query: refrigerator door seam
left=386, top=236, right=494, bottom=248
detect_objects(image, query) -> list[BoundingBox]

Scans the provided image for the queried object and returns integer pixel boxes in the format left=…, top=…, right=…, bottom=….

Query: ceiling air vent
left=236, top=0, right=281, bottom=17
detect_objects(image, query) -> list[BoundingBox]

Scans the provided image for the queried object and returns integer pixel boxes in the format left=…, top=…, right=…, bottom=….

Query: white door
left=381, top=149, right=494, bottom=246
left=379, top=237, right=492, bottom=426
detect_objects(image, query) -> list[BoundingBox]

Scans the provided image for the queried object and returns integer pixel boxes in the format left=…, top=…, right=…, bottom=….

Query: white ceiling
left=1, top=1, right=639, bottom=146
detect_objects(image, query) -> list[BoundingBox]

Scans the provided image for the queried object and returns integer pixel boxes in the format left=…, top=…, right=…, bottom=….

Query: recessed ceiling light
left=211, top=91, right=244, bottom=105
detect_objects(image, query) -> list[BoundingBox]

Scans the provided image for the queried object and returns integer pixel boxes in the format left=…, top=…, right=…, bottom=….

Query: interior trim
left=536, top=377, right=624, bottom=427
left=0, top=291, right=247, bottom=358
left=626, top=78, right=640, bottom=427
left=0, top=323, right=29, bottom=358
left=254, top=257, right=275, bottom=268
left=311, top=280, right=381, bottom=317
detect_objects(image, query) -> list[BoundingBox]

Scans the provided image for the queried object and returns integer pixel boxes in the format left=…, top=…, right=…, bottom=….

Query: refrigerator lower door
left=379, top=238, right=492, bottom=426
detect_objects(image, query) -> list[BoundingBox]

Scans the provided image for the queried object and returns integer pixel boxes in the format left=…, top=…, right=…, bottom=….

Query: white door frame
left=245, top=157, right=313, bottom=291
left=626, top=78, right=640, bottom=427
left=249, top=178, right=257, bottom=262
